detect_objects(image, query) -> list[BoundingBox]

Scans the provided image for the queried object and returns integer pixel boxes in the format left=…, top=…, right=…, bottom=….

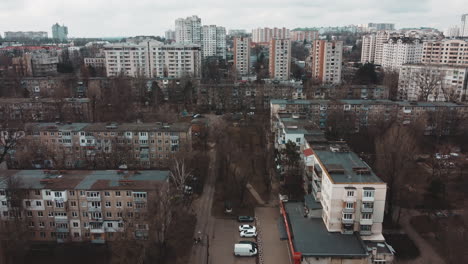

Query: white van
left=234, top=243, right=257, bottom=257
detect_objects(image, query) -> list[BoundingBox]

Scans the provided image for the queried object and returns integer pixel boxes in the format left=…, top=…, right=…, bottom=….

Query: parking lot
left=211, top=218, right=257, bottom=264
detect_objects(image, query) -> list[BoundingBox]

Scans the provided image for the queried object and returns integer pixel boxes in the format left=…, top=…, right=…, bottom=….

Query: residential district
left=0, top=13, right=467, bottom=264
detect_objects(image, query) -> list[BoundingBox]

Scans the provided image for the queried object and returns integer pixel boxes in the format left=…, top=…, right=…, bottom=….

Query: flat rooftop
left=284, top=202, right=368, bottom=257
left=0, top=170, right=169, bottom=190
left=313, top=143, right=383, bottom=184
left=24, top=122, right=191, bottom=132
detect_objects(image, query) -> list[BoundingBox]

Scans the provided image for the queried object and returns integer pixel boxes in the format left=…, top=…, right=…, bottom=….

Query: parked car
left=239, top=241, right=258, bottom=249
left=240, top=230, right=257, bottom=238
left=238, top=225, right=256, bottom=232
left=234, top=243, right=257, bottom=257
left=237, top=216, right=254, bottom=223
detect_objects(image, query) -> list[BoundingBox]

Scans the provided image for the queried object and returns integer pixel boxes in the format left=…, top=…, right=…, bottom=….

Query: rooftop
left=284, top=202, right=368, bottom=257
left=24, top=122, right=191, bottom=132
left=312, top=143, right=383, bottom=184
left=0, top=170, right=169, bottom=190
left=270, top=99, right=467, bottom=108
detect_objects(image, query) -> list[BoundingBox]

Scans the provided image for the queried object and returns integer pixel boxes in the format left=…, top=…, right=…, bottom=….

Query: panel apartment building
left=381, top=37, right=423, bottom=70
left=9, top=122, right=192, bottom=169
left=269, top=38, right=291, bottom=80
left=311, top=40, right=343, bottom=84
left=175, top=15, right=202, bottom=44
left=233, top=37, right=251, bottom=76
left=201, top=25, right=226, bottom=59
left=103, top=41, right=201, bottom=78
left=0, top=169, right=169, bottom=244
left=422, top=39, right=468, bottom=67
left=360, top=31, right=393, bottom=64
left=252, top=27, right=290, bottom=43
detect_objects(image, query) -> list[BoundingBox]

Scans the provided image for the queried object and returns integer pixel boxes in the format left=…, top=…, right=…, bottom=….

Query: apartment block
left=104, top=41, right=201, bottom=78
left=422, top=39, right=468, bottom=66
left=12, top=52, right=59, bottom=77
left=381, top=37, right=423, bottom=70
left=52, top=23, right=68, bottom=41
left=175, top=15, right=202, bottom=44
left=0, top=169, right=168, bottom=244
left=233, top=37, right=251, bottom=76
left=269, top=39, right=291, bottom=80
left=311, top=40, right=343, bottom=84
left=9, top=122, right=192, bottom=169
left=360, top=31, right=393, bottom=64
left=252, top=27, right=290, bottom=43
left=201, top=25, right=226, bottom=59
left=84, top=57, right=106, bottom=69
left=461, top=14, right=468, bottom=37
left=165, top=30, right=176, bottom=42
left=398, top=64, right=468, bottom=102
left=290, top=29, right=319, bottom=42
left=4, top=31, right=48, bottom=40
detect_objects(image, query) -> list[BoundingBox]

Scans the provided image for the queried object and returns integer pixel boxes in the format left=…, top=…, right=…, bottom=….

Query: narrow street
left=190, top=141, right=217, bottom=264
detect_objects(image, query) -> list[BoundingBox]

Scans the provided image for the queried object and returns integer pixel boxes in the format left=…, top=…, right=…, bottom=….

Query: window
left=29, top=222, right=35, bottom=227
left=27, top=211, right=33, bottom=217
left=45, top=190, right=51, bottom=196
left=363, top=202, right=374, bottom=209
left=72, top=212, right=78, bottom=217
left=35, top=190, right=41, bottom=195
left=343, top=213, right=353, bottom=220
left=104, top=192, right=110, bottom=197
left=70, top=201, right=77, bottom=207
left=69, top=191, right=75, bottom=196
left=55, top=201, right=64, bottom=208
left=37, top=211, right=43, bottom=217
left=115, top=191, right=121, bottom=196
left=0, top=190, right=5, bottom=196
left=105, top=201, right=111, bottom=207
left=116, top=201, right=122, bottom=207
left=363, top=190, right=374, bottom=197
left=40, top=232, right=46, bottom=238
left=127, top=202, right=133, bottom=207
left=36, top=201, right=42, bottom=206
left=80, top=191, right=85, bottom=196
left=1, top=201, right=6, bottom=206
left=127, top=212, right=133, bottom=218
left=46, top=201, right=53, bottom=206
left=50, top=222, right=55, bottom=227
left=82, top=212, right=88, bottom=217
left=126, top=191, right=132, bottom=197
left=362, top=213, right=373, bottom=219
left=25, top=201, right=31, bottom=207
left=107, top=223, right=113, bottom=228
left=74, top=232, right=80, bottom=238
left=361, top=225, right=371, bottom=231
left=345, top=202, right=354, bottom=209
left=73, top=222, right=79, bottom=228
left=347, top=191, right=354, bottom=197
left=117, top=212, right=123, bottom=218
left=48, top=212, right=54, bottom=217
left=118, top=222, right=124, bottom=228
left=54, top=192, right=63, bottom=198
left=106, top=212, right=112, bottom=218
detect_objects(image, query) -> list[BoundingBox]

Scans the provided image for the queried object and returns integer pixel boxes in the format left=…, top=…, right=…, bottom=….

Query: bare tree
left=0, top=123, right=25, bottom=165
left=383, top=69, right=399, bottom=100
left=413, top=68, right=444, bottom=101
left=170, top=157, right=192, bottom=195
left=375, top=124, right=418, bottom=224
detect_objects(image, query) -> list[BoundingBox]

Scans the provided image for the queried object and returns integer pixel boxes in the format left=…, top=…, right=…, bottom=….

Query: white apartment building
left=398, top=64, right=468, bottom=102
left=165, top=30, right=175, bottom=41
left=360, top=31, right=392, bottom=64
left=311, top=40, right=343, bottom=84
left=175, top=15, right=202, bottom=44
left=381, top=37, right=423, bottom=70
left=269, top=38, right=291, bottom=80
left=461, top=14, right=468, bottom=37
left=252, top=27, right=290, bottom=43
left=445, top=26, right=460, bottom=38
left=422, top=39, right=468, bottom=67
left=103, top=41, right=201, bottom=78
left=233, top=37, right=251, bottom=76
left=201, top=25, right=226, bottom=59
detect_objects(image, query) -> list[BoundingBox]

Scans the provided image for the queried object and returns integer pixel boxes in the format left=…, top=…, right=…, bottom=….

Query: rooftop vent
left=352, top=167, right=371, bottom=175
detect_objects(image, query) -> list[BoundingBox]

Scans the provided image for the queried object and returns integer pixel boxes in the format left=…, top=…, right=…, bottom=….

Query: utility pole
left=206, top=234, right=209, bottom=264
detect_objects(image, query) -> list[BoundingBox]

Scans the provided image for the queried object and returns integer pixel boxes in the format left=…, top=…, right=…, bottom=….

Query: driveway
left=255, top=207, right=291, bottom=264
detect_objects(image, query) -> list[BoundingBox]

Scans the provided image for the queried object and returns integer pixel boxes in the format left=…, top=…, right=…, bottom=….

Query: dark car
left=239, top=241, right=258, bottom=249
left=237, top=216, right=254, bottom=223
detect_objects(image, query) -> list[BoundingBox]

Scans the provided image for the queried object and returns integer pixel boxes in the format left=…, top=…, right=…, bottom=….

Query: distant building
left=175, top=15, right=202, bottom=44
left=398, top=64, right=468, bottom=102
left=52, top=23, right=68, bottom=41
left=103, top=41, right=201, bottom=78
left=84, top=57, right=106, bottom=69
left=228, top=29, right=247, bottom=36
left=290, top=29, right=319, bottom=42
left=311, top=40, right=343, bottom=84
left=233, top=37, right=251, bottom=76
left=461, top=14, right=468, bottom=37
left=12, top=52, right=59, bottom=77
left=164, top=30, right=175, bottom=42
left=381, top=37, right=423, bottom=70
left=367, top=23, right=395, bottom=31
left=422, top=39, right=468, bottom=67
left=4, top=31, right=48, bottom=40
left=201, top=25, right=226, bottom=59
left=360, top=31, right=393, bottom=64
left=445, top=26, right=460, bottom=38
left=269, top=38, right=291, bottom=80
left=252, top=27, right=290, bottom=43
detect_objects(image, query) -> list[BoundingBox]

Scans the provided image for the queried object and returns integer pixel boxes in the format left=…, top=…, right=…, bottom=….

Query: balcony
left=360, top=230, right=372, bottom=236
left=342, top=217, right=354, bottom=225
left=342, top=207, right=355, bottom=213
left=343, top=196, right=357, bottom=203
left=56, top=227, right=69, bottom=233
left=361, top=205, right=374, bottom=213
left=86, top=196, right=101, bottom=202
left=88, top=206, right=102, bottom=212
left=362, top=196, right=375, bottom=202
left=360, top=218, right=373, bottom=225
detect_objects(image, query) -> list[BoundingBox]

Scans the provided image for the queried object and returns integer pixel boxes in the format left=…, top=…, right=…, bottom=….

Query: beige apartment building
left=252, top=27, right=290, bottom=43
left=289, top=29, right=319, bottom=42
left=311, top=40, right=343, bottom=84
left=233, top=37, right=251, bottom=76
left=360, top=31, right=393, bottom=65
left=0, top=170, right=168, bottom=243
left=422, top=39, right=468, bottom=66
left=84, top=57, right=106, bottom=69
left=269, top=38, right=291, bottom=80
left=11, top=122, right=192, bottom=169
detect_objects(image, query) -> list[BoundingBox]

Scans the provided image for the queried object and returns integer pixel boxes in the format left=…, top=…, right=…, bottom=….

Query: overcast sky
left=0, top=0, right=466, bottom=37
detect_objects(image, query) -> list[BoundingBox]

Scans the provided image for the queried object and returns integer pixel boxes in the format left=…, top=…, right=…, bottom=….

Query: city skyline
left=0, top=0, right=466, bottom=37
